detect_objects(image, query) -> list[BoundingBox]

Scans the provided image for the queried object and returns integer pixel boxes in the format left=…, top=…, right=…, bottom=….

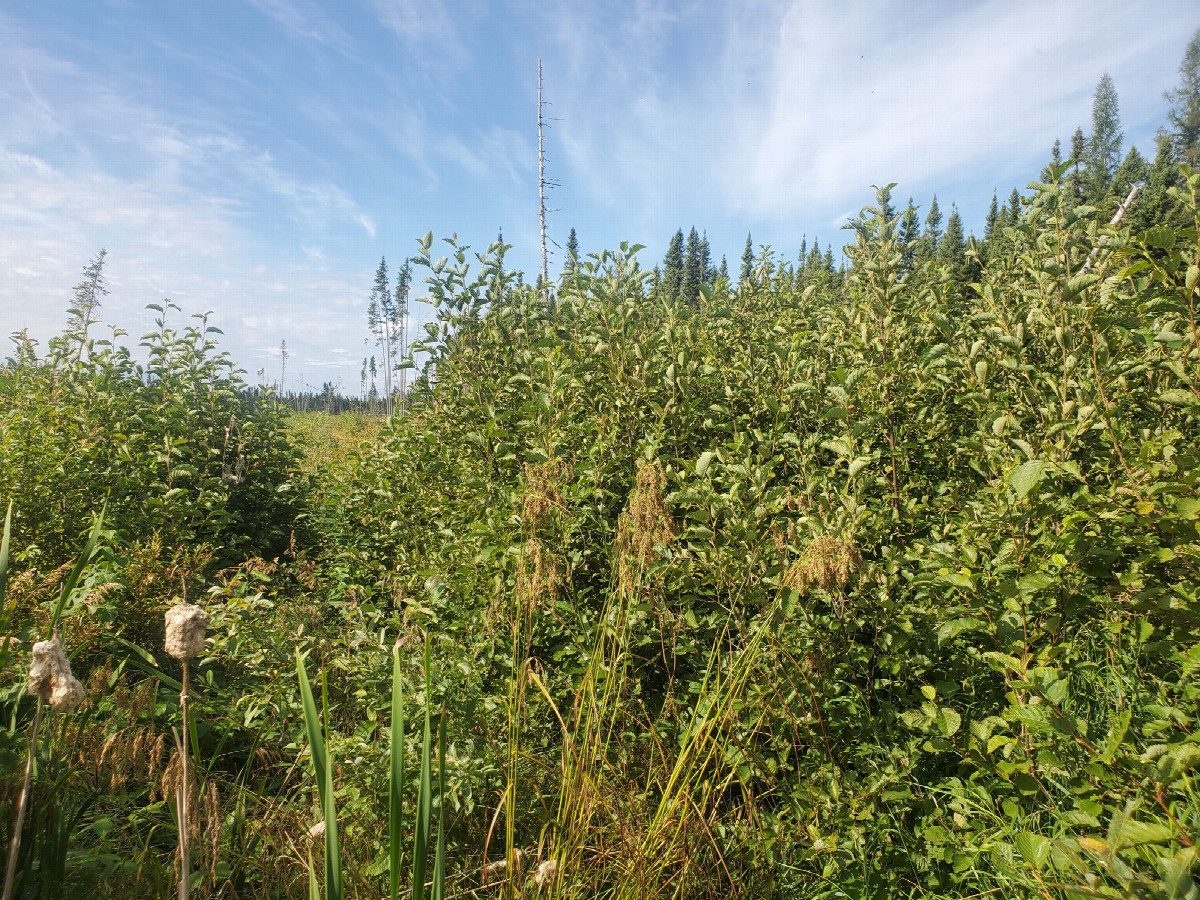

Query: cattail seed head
left=28, top=635, right=85, bottom=712
left=532, top=858, right=558, bottom=891
left=164, top=603, right=209, bottom=660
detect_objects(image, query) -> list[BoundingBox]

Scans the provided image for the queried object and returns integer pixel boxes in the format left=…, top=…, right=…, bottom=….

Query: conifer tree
left=807, top=240, right=823, bottom=271
left=393, top=259, right=411, bottom=400
left=899, top=200, right=920, bottom=269
left=564, top=227, right=579, bottom=274
left=740, top=232, right=753, bottom=283
left=718, top=256, right=728, bottom=282
left=939, top=205, right=966, bottom=280
left=1041, top=138, right=1064, bottom=182
left=984, top=192, right=999, bottom=240
left=662, top=230, right=684, bottom=299
left=699, top=230, right=713, bottom=283
left=1008, top=188, right=1022, bottom=224
left=1068, top=127, right=1087, bottom=204
left=66, top=248, right=109, bottom=359
left=367, top=257, right=400, bottom=418
left=917, top=196, right=942, bottom=261
left=1129, top=131, right=1184, bottom=232
left=1167, top=27, right=1200, bottom=166
left=1111, top=146, right=1148, bottom=200
left=1086, top=73, right=1123, bottom=200
left=683, top=227, right=702, bottom=304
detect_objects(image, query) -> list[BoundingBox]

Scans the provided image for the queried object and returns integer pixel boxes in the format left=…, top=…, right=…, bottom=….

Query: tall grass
left=296, top=636, right=445, bottom=900
left=2, top=504, right=103, bottom=900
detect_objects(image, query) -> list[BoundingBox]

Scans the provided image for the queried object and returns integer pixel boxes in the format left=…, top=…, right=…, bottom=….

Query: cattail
left=532, top=858, right=558, bottom=892
left=28, top=635, right=84, bottom=713
left=164, top=604, right=209, bottom=660
left=165, top=602, right=207, bottom=900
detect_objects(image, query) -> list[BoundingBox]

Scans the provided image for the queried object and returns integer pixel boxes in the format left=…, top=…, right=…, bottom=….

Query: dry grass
left=615, top=460, right=677, bottom=594
left=522, top=459, right=570, bottom=528
left=783, top=535, right=862, bottom=618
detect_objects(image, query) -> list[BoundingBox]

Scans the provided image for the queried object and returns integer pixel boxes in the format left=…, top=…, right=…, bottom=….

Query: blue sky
left=1, top=1, right=1194, bottom=393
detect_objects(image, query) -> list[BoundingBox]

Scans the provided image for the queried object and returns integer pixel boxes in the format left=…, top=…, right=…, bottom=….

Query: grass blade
left=411, top=638, right=433, bottom=900
left=49, top=501, right=106, bottom=634
left=0, top=501, right=12, bottom=610
left=295, top=651, right=327, bottom=810
left=389, top=647, right=405, bottom=900
left=307, top=850, right=320, bottom=900
left=432, top=713, right=446, bottom=900
left=323, top=736, right=342, bottom=900
left=295, top=651, right=341, bottom=899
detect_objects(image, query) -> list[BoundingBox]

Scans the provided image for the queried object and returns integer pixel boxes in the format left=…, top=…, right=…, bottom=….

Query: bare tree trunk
left=1081, top=185, right=1140, bottom=275
left=538, top=59, right=549, bottom=291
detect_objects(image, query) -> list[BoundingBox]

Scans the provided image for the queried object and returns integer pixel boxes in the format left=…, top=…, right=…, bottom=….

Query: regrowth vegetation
left=3, top=44, right=1200, bottom=900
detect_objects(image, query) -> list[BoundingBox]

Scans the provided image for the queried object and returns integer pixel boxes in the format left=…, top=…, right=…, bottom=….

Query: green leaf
left=1015, top=831, right=1050, bottom=869
left=937, top=707, right=961, bottom=738
left=696, top=451, right=715, bottom=476
left=1159, top=388, right=1199, bottom=407
left=1145, top=226, right=1177, bottom=250
left=1008, top=460, right=1046, bottom=500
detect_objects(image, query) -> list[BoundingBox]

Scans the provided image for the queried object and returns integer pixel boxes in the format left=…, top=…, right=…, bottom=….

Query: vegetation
left=2, top=36, right=1200, bottom=900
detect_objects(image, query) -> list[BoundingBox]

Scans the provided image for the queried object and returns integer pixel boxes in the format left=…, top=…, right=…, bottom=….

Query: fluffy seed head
left=28, top=635, right=85, bottom=712
left=164, top=603, right=209, bottom=660
left=532, top=858, right=559, bottom=892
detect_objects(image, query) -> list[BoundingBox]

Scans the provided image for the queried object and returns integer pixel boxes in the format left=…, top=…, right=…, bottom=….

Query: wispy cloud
left=247, top=0, right=353, bottom=51
left=548, top=0, right=1191, bottom=236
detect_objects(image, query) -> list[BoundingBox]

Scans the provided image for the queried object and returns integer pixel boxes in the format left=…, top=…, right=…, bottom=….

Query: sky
left=1, top=0, right=1195, bottom=394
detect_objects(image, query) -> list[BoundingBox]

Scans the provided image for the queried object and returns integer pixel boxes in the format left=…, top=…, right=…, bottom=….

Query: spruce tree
left=1129, top=131, right=1183, bottom=232
left=1008, top=188, right=1022, bottom=224
left=393, top=260, right=411, bottom=399
left=939, top=205, right=966, bottom=280
left=683, top=227, right=702, bottom=305
left=699, top=230, right=713, bottom=283
left=917, top=196, right=942, bottom=261
left=1111, top=146, right=1148, bottom=201
left=807, top=240, right=823, bottom=271
left=984, top=192, right=999, bottom=240
left=740, top=232, right=753, bottom=284
left=1086, top=73, right=1123, bottom=200
left=1167, top=27, right=1200, bottom=166
left=899, top=200, right=920, bottom=269
left=662, top=230, right=684, bottom=299
left=1041, top=138, right=1064, bottom=182
left=718, top=256, right=728, bottom=282
left=1068, top=127, right=1087, bottom=204
left=564, top=227, right=579, bottom=274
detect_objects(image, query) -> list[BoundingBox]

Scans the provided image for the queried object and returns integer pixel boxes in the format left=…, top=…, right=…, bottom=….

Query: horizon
left=1, top=0, right=1195, bottom=392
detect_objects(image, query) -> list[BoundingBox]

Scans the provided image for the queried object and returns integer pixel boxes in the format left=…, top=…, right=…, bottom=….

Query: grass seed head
left=616, top=460, right=676, bottom=592
left=165, top=603, right=210, bottom=660
left=784, top=535, right=862, bottom=617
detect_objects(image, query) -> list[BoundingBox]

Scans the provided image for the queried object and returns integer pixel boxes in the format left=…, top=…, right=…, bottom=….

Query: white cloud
left=548, top=0, right=1192, bottom=235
